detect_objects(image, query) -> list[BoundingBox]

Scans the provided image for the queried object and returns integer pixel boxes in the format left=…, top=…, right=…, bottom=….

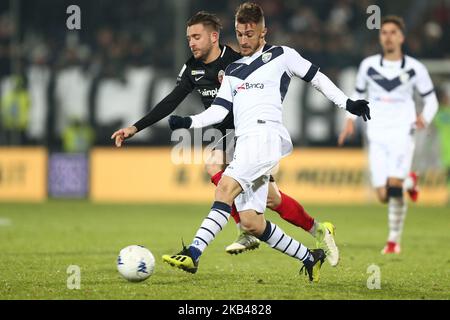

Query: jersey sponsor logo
left=262, top=52, right=272, bottom=63
left=197, top=87, right=218, bottom=97
left=374, top=97, right=406, bottom=103
left=218, top=70, right=225, bottom=84
left=232, top=82, right=265, bottom=96
left=399, top=72, right=411, bottom=84
left=195, top=76, right=204, bottom=81
left=191, top=70, right=205, bottom=76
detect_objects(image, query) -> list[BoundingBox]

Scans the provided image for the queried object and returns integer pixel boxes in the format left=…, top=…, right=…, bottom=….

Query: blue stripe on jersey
left=420, top=88, right=435, bottom=97
left=302, top=64, right=319, bottom=82
left=367, top=67, right=416, bottom=92
left=225, top=46, right=284, bottom=80
left=263, top=44, right=272, bottom=52
left=213, top=97, right=233, bottom=111
left=280, top=72, right=291, bottom=102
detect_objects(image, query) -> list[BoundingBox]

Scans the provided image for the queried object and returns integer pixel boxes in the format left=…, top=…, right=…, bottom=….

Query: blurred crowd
left=0, top=0, right=448, bottom=79
left=0, top=0, right=449, bottom=150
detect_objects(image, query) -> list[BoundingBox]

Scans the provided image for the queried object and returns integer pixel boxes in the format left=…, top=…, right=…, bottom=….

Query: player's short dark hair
left=187, top=11, right=222, bottom=33
left=381, top=15, right=406, bottom=33
left=235, top=2, right=265, bottom=25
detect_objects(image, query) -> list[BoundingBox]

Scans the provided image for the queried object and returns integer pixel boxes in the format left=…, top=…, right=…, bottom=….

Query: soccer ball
left=117, top=245, right=155, bottom=282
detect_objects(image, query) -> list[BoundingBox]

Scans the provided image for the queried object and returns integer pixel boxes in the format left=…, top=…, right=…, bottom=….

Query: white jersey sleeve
left=282, top=46, right=316, bottom=80
left=189, top=75, right=233, bottom=129
left=310, top=72, right=348, bottom=109
left=189, top=104, right=229, bottom=129
left=415, top=62, right=438, bottom=124
left=282, top=46, right=349, bottom=109
left=415, top=62, right=434, bottom=95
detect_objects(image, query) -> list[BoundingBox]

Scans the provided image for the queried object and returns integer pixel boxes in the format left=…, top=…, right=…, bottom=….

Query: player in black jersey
left=111, top=11, right=338, bottom=265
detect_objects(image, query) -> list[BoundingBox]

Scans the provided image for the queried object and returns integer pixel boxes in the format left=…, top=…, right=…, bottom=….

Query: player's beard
left=193, top=44, right=213, bottom=62
left=384, top=46, right=397, bottom=54
left=383, top=41, right=398, bottom=54
left=241, top=41, right=261, bottom=56
left=240, top=45, right=251, bottom=56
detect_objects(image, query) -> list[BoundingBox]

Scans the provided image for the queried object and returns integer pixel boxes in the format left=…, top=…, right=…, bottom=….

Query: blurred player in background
left=339, top=16, right=439, bottom=254
left=163, top=2, right=370, bottom=281
left=111, top=11, right=339, bottom=265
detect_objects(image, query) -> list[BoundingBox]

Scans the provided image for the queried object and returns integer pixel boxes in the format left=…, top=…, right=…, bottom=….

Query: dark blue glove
left=346, top=99, right=371, bottom=121
left=168, top=115, right=192, bottom=130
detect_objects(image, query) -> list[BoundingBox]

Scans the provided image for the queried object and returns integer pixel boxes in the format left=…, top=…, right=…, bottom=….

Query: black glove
left=168, top=115, right=192, bottom=130
left=346, top=99, right=371, bottom=121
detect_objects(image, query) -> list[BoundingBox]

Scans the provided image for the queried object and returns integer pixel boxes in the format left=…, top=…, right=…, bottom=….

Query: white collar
left=242, top=44, right=268, bottom=63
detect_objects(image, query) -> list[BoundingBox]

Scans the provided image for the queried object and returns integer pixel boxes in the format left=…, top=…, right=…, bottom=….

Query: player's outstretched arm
left=111, top=126, right=138, bottom=147
left=111, top=85, right=191, bottom=147
left=169, top=74, right=233, bottom=131
left=133, top=85, right=191, bottom=132
left=168, top=104, right=230, bottom=130
left=310, top=71, right=371, bottom=121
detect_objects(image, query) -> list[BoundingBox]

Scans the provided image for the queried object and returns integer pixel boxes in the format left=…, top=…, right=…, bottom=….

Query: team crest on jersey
left=399, top=72, right=410, bottom=84
left=191, top=70, right=205, bottom=76
left=262, top=52, right=272, bottom=63
left=218, top=70, right=225, bottom=83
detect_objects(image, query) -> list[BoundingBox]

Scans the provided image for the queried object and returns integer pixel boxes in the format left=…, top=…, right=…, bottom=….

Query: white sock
left=259, top=221, right=310, bottom=261
left=308, top=221, right=319, bottom=237
left=191, top=201, right=230, bottom=253
left=388, top=197, right=407, bottom=243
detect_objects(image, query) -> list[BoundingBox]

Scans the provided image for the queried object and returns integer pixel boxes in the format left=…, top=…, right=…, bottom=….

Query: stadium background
left=0, top=0, right=449, bottom=302
left=0, top=0, right=449, bottom=204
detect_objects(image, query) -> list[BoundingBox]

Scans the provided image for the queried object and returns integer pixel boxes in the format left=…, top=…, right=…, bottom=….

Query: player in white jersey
left=162, top=2, right=370, bottom=282
left=338, top=16, right=438, bottom=254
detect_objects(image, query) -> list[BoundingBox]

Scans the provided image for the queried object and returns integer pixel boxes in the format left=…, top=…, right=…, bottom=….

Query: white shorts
left=223, top=128, right=283, bottom=213
left=367, top=127, right=415, bottom=188
left=211, top=130, right=235, bottom=165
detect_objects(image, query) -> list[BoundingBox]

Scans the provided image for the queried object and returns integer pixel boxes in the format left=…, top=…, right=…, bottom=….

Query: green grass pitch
left=0, top=201, right=449, bottom=299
